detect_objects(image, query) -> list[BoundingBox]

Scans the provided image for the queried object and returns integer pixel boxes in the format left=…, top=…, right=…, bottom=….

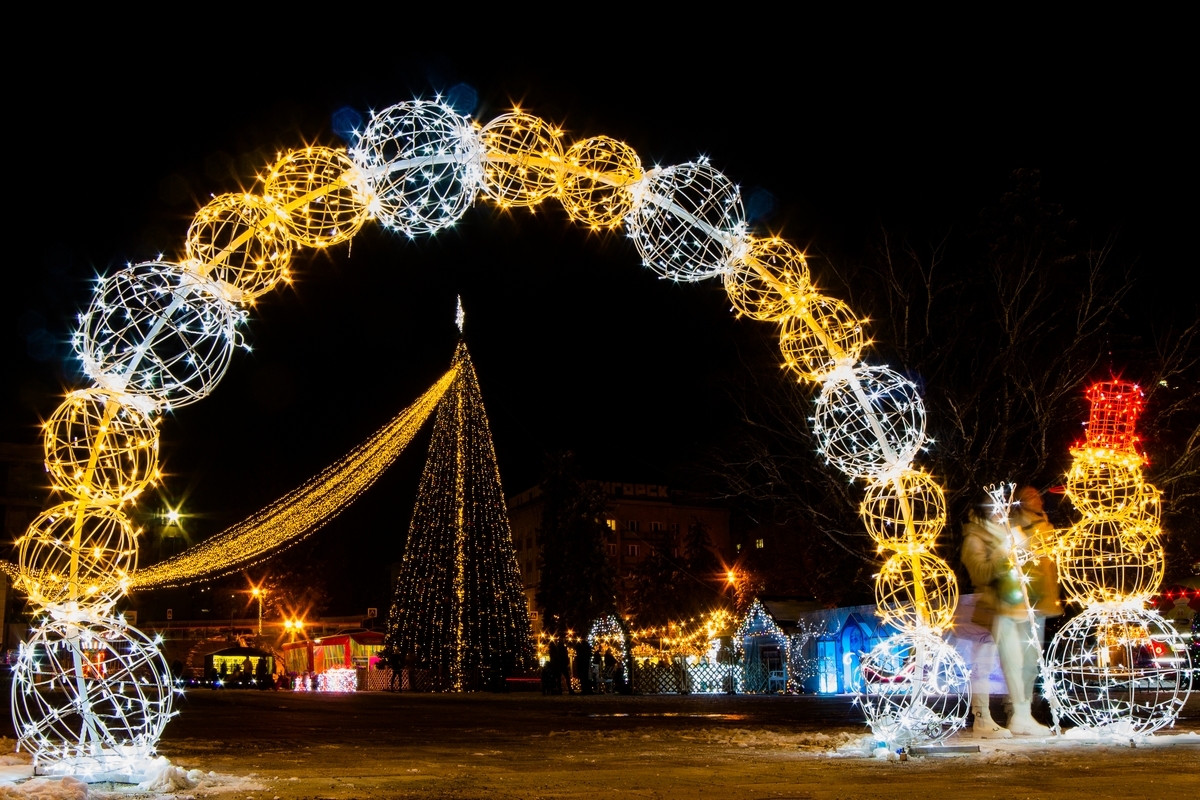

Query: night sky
left=4, top=37, right=1190, bottom=612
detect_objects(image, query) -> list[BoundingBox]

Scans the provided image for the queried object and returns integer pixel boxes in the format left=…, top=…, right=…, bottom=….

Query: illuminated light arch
left=14, top=96, right=967, bottom=770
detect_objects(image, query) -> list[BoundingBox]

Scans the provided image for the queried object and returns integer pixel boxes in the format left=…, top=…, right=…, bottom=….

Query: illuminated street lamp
left=283, top=618, right=305, bottom=643
left=251, top=587, right=265, bottom=636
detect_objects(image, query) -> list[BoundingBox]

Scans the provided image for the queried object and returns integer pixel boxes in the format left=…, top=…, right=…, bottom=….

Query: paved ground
left=6, top=689, right=1193, bottom=799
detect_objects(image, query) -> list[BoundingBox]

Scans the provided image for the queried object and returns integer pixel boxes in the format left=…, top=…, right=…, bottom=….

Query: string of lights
left=384, top=342, right=534, bottom=691
left=130, top=370, right=453, bottom=589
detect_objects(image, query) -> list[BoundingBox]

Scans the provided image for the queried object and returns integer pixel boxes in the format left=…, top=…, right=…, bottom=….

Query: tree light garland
left=384, top=343, right=534, bottom=691
left=1045, top=381, right=1192, bottom=735
left=13, top=93, right=969, bottom=763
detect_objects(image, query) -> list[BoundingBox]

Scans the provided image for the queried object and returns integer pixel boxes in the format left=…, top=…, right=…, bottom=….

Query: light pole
left=252, top=587, right=264, bottom=636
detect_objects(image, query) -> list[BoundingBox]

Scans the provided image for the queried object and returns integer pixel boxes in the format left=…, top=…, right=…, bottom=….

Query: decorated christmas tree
left=384, top=330, right=533, bottom=690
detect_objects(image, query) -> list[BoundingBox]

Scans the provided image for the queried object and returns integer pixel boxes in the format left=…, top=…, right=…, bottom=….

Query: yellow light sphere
left=779, top=295, right=866, bottom=381
left=875, top=551, right=958, bottom=633
left=560, top=135, right=642, bottom=229
left=1058, top=518, right=1164, bottom=605
left=264, top=146, right=370, bottom=247
left=17, top=502, right=137, bottom=610
left=1064, top=450, right=1155, bottom=521
left=43, top=390, right=159, bottom=506
left=185, top=193, right=293, bottom=301
left=860, top=470, right=946, bottom=549
left=724, top=237, right=811, bottom=322
left=478, top=112, right=563, bottom=208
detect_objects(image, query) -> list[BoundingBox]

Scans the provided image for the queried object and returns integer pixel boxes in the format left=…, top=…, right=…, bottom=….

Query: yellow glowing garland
left=129, top=370, right=454, bottom=588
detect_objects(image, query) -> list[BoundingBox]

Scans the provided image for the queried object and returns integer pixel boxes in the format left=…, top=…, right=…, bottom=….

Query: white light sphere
left=75, top=261, right=242, bottom=409
left=1045, top=606, right=1191, bottom=736
left=813, top=365, right=927, bottom=479
left=858, top=630, right=971, bottom=747
left=626, top=161, right=744, bottom=282
left=17, top=502, right=136, bottom=612
left=12, top=616, right=174, bottom=774
left=353, top=100, right=480, bottom=236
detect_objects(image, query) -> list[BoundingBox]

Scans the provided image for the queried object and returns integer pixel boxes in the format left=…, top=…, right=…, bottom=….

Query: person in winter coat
left=961, top=486, right=1061, bottom=737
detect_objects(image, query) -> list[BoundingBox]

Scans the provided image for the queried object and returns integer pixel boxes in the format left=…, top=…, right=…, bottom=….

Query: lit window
left=755, top=538, right=765, bottom=549
left=736, top=543, right=741, bottom=552
left=607, top=519, right=618, bottom=530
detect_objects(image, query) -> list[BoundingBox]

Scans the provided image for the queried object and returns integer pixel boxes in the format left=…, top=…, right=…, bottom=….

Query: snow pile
left=687, top=728, right=863, bottom=752
left=136, top=757, right=198, bottom=792
left=0, top=741, right=32, bottom=768
left=977, top=748, right=1031, bottom=765
left=0, top=777, right=87, bottom=800
left=127, top=757, right=266, bottom=795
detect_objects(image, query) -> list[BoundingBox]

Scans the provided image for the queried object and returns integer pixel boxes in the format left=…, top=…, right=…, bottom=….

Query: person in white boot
left=962, top=486, right=1062, bottom=737
left=956, top=620, right=1011, bottom=738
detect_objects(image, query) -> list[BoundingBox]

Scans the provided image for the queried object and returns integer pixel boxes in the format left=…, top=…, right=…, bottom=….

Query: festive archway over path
left=12, top=97, right=966, bottom=774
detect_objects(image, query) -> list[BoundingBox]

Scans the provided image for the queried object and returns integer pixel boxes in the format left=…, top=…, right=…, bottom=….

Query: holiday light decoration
left=628, top=160, right=745, bottom=282
left=1045, top=381, right=1192, bottom=735
left=185, top=193, right=293, bottom=302
left=129, top=372, right=451, bottom=589
left=42, top=390, right=160, bottom=505
left=857, top=629, right=971, bottom=748
left=76, top=260, right=246, bottom=409
left=315, top=668, right=358, bottom=693
left=17, top=503, right=136, bottom=609
left=384, top=342, right=534, bottom=691
left=352, top=100, right=481, bottom=236
left=12, top=616, right=173, bottom=777
left=11, top=93, right=972, bottom=762
left=262, top=147, right=370, bottom=247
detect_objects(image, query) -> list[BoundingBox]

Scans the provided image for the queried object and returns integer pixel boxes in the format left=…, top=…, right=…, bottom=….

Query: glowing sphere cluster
left=1046, top=380, right=1190, bottom=734
left=186, top=193, right=293, bottom=301
left=352, top=100, right=481, bottom=236
left=17, top=503, right=136, bottom=610
left=1045, top=606, right=1191, bottom=736
left=858, top=631, right=971, bottom=746
left=263, top=146, right=370, bottom=247
left=11, top=617, right=173, bottom=774
left=75, top=260, right=244, bottom=408
left=43, top=389, right=159, bottom=505
left=627, top=160, right=746, bottom=282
